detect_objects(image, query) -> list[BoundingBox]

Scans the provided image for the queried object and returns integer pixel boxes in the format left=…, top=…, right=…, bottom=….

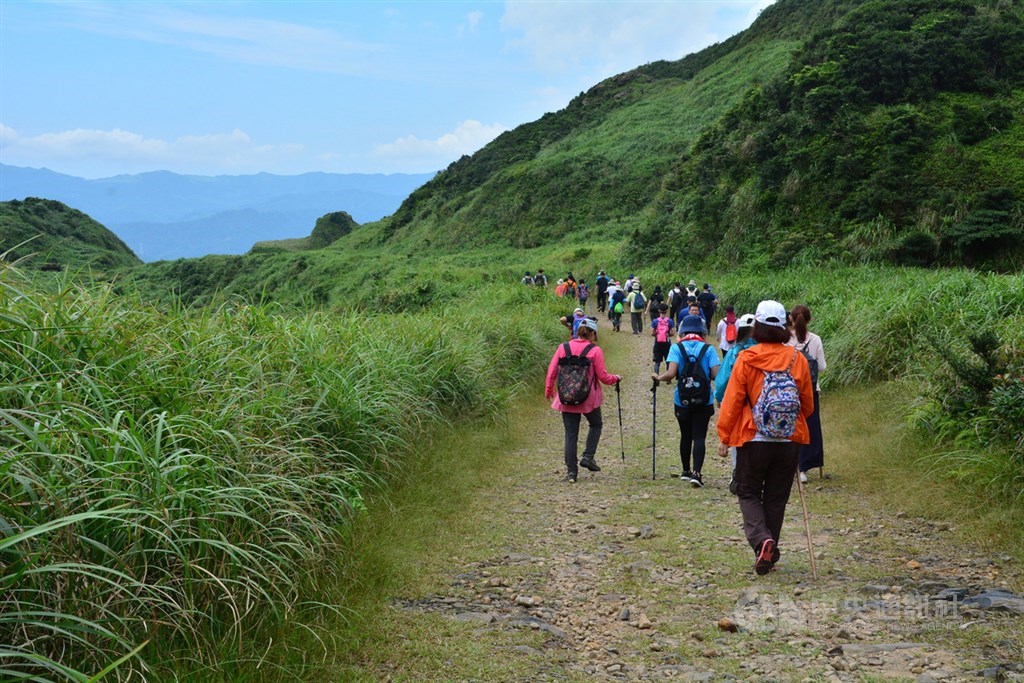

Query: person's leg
left=580, top=408, right=603, bottom=466
left=762, top=442, right=799, bottom=544
left=735, top=441, right=774, bottom=551
left=562, top=411, right=582, bottom=478
left=674, top=404, right=694, bottom=474
left=689, top=407, right=714, bottom=477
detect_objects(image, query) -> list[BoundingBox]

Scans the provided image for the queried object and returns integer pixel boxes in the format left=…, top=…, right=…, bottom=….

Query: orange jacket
left=716, top=342, right=815, bottom=447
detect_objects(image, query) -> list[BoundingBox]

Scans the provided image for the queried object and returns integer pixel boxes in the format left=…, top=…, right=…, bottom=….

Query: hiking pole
left=795, top=470, right=819, bottom=580
left=650, top=379, right=658, bottom=480
left=615, top=380, right=625, bottom=463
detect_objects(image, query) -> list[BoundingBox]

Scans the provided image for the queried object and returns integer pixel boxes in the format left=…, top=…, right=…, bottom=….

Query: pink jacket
left=544, top=338, right=619, bottom=413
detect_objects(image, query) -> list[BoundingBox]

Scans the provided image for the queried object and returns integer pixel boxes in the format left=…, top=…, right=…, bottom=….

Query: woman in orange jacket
left=716, top=300, right=815, bottom=575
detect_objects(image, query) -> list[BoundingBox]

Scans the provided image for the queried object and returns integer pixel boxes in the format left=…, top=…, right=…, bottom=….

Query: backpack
left=556, top=343, right=596, bottom=405
left=521, top=276, right=532, bottom=285
left=725, top=321, right=738, bottom=343
left=633, top=292, right=645, bottom=310
left=613, top=301, right=624, bottom=314
left=654, top=317, right=672, bottom=343
left=533, top=274, right=546, bottom=286
left=796, top=340, right=819, bottom=386
left=676, top=342, right=712, bottom=408
left=750, top=349, right=802, bottom=438
left=578, top=284, right=588, bottom=300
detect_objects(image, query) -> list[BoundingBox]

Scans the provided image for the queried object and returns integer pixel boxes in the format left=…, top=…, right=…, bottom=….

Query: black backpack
left=796, top=340, right=819, bottom=386
left=676, top=342, right=712, bottom=408
left=556, top=343, right=596, bottom=405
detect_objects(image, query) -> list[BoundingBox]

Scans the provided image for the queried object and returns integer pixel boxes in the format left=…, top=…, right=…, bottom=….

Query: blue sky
left=1, top=1, right=776, bottom=179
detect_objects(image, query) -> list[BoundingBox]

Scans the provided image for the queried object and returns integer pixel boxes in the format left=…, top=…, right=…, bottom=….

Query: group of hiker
left=543, top=269, right=828, bottom=577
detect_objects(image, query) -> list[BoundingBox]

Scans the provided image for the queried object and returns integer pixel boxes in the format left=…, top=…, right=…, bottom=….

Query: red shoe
left=755, top=539, right=775, bottom=575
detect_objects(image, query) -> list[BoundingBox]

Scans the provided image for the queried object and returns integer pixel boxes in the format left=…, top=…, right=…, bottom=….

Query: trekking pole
left=650, top=379, right=658, bottom=480
left=796, top=471, right=818, bottom=580
left=615, top=380, right=625, bottom=463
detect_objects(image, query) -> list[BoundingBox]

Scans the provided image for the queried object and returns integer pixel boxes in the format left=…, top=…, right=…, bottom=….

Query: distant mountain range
left=0, top=164, right=435, bottom=261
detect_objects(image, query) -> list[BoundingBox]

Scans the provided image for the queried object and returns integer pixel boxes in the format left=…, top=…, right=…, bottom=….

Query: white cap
left=574, top=307, right=584, bottom=315
left=737, top=313, right=756, bottom=329
left=580, top=317, right=598, bottom=331
left=754, top=300, right=788, bottom=328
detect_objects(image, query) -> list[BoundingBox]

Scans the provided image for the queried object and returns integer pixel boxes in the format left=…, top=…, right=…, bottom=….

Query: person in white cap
left=559, top=307, right=588, bottom=339
left=716, top=300, right=814, bottom=576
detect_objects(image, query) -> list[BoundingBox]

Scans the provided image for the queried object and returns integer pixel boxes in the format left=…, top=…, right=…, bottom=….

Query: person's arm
left=717, top=354, right=750, bottom=446
left=652, top=362, right=678, bottom=384
left=795, top=351, right=815, bottom=420
left=714, top=352, right=735, bottom=403
left=814, top=334, right=827, bottom=373
left=591, top=347, right=621, bottom=386
left=544, top=346, right=563, bottom=399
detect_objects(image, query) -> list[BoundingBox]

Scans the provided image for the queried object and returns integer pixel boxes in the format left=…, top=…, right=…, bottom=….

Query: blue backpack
left=750, top=349, right=801, bottom=438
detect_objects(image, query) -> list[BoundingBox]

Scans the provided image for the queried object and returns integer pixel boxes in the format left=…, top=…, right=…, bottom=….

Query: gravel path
left=380, top=315, right=1024, bottom=682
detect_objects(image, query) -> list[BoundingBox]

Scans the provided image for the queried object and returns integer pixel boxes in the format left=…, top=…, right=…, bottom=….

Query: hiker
left=555, top=279, right=568, bottom=297
left=647, top=285, right=665, bottom=318
left=650, top=303, right=675, bottom=375
left=667, top=282, right=684, bottom=322
left=533, top=269, right=547, bottom=287
left=521, top=271, right=534, bottom=285
left=577, top=279, right=589, bottom=311
left=698, top=284, right=717, bottom=333
left=678, top=301, right=706, bottom=332
left=545, top=318, right=622, bottom=483
left=651, top=314, right=721, bottom=488
left=595, top=271, right=610, bottom=312
left=565, top=273, right=577, bottom=300
left=716, top=300, right=814, bottom=575
left=606, top=279, right=622, bottom=319
left=716, top=305, right=738, bottom=358
left=609, top=283, right=627, bottom=331
left=624, top=274, right=636, bottom=293
left=714, top=313, right=756, bottom=494
left=627, top=283, right=646, bottom=334
left=560, top=307, right=588, bottom=339
left=684, top=279, right=699, bottom=302
left=787, top=305, right=827, bottom=484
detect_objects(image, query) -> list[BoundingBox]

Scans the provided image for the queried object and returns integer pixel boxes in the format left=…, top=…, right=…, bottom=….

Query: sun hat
left=737, top=313, right=756, bottom=329
left=688, top=279, right=697, bottom=287
left=632, top=283, right=641, bottom=291
left=755, top=300, right=788, bottom=328
left=679, top=315, right=705, bottom=334
left=580, top=317, right=599, bottom=332
left=574, top=307, right=584, bottom=315
left=557, top=279, right=564, bottom=285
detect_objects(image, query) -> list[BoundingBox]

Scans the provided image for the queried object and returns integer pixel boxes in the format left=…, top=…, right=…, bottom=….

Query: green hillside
left=127, top=0, right=1023, bottom=310
left=0, top=197, right=142, bottom=271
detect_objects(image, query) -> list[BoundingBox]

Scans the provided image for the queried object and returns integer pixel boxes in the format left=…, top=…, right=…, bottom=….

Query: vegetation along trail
left=320, top=313, right=1024, bottom=682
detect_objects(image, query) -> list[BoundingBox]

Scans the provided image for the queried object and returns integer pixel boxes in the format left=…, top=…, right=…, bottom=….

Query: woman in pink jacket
left=544, top=318, right=622, bottom=482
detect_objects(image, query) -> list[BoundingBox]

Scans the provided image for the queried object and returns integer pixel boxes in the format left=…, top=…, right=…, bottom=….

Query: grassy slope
left=0, top=197, right=141, bottom=271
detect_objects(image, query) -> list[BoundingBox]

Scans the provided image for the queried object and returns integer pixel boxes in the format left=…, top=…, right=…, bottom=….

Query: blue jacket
left=714, top=338, right=757, bottom=403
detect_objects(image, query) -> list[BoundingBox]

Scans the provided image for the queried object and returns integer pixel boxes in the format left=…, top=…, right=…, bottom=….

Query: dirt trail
left=377, top=315, right=1024, bottom=682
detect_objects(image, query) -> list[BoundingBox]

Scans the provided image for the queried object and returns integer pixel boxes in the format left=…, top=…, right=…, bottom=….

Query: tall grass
left=0, top=265, right=563, bottom=680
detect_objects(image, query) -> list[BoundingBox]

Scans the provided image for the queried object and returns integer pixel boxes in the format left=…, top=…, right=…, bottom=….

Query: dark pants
left=630, top=311, right=643, bottom=334
left=611, top=311, right=622, bottom=330
left=735, top=441, right=799, bottom=552
left=562, top=408, right=603, bottom=476
left=798, top=391, right=824, bottom=473
left=673, top=404, right=714, bottom=473
left=597, top=292, right=608, bottom=312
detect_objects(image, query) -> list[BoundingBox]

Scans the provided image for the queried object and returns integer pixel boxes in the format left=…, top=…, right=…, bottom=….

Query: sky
left=0, top=1, right=776, bottom=179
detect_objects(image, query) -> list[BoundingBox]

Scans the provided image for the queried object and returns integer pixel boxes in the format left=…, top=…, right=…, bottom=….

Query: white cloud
left=62, top=2, right=389, bottom=76
left=0, top=124, right=304, bottom=177
left=457, top=10, right=484, bottom=39
left=371, top=120, right=507, bottom=171
left=500, top=1, right=724, bottom=76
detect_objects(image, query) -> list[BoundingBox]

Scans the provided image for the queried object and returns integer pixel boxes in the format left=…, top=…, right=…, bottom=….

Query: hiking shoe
left=799, top=471, right=808, bottom=484
left=771, top=545, right=781, bottom=567
left=680, top=470, right=694, bottom=484
left=566, top=473, right=577, bottom=483
left=728, top=470, right=739, bottom=496
left=580, top=458, right=601, bottom=472
left=690, top=471, right=704, bottom=488
left=755, top=539, right=775, bottom=576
